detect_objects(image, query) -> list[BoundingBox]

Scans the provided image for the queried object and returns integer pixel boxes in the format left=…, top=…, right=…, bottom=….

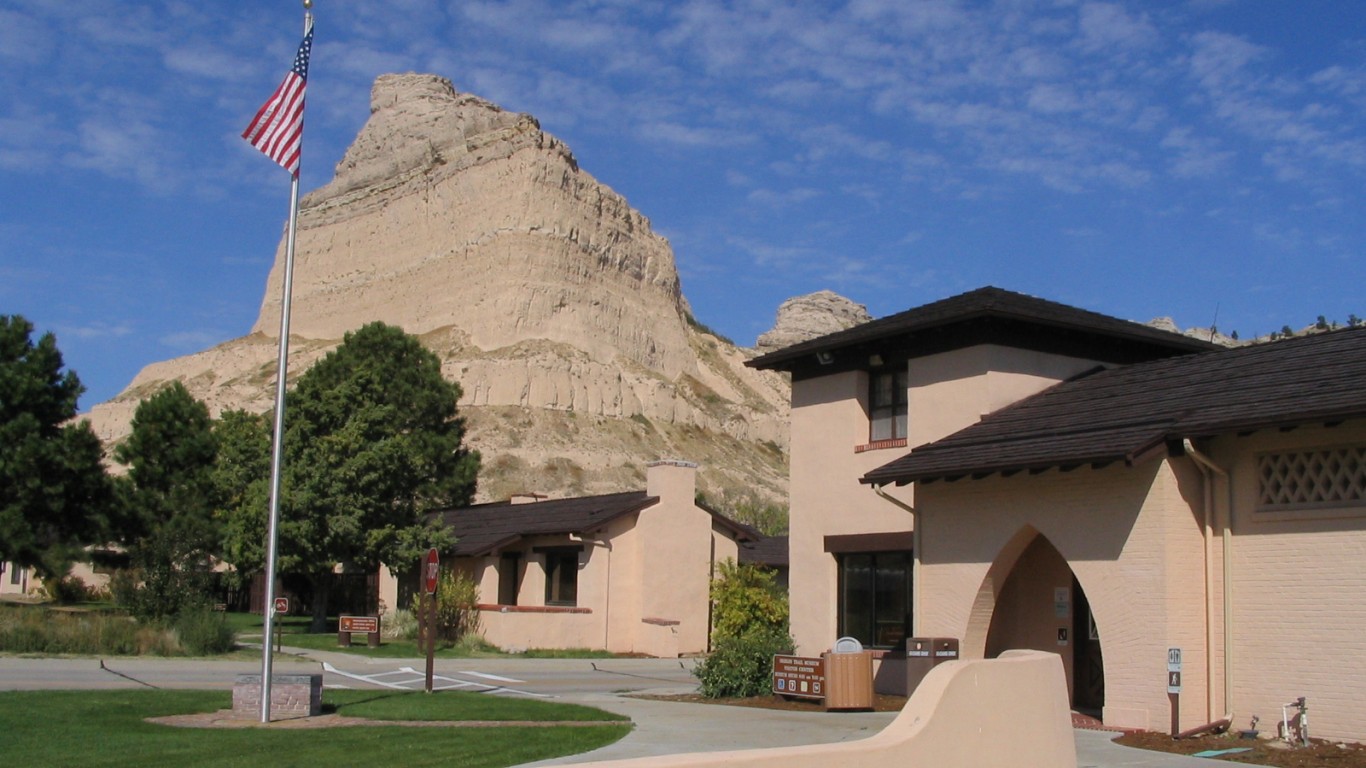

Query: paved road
left=0, top=649, right=1211, bottom=767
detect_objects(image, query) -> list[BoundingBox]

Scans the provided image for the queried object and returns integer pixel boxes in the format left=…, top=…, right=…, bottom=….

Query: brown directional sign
left=340, top=615, right=379, bottom=634
left=274, top=597, right=289, bottom=614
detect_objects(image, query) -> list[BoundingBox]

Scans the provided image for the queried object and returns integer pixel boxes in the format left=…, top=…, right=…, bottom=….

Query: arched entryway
left=973, top=532, right=1105, bottom=714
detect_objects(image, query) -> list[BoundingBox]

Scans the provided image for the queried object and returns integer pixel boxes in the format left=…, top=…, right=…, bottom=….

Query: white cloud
left=1160, top=126, right=1234, bottom=178
left=58, top=321, right=134, bottom=340
left=1076, top=3, right=1158, bottom=54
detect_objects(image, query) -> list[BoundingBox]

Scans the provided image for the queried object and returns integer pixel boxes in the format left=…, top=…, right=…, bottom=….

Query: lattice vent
left=1258, top=446, right=1366, bottom=509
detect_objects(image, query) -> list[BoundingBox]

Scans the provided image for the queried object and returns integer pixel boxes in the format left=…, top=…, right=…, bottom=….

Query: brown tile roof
left=739, top=535, right=789, bottom=568
left=748, top=286, right=1218, bottom=376
left=433, top=491, right=655, bottom=556
left=862, top=326, right=1366, bottom=486
left=433, top=491, right=760, bottom=556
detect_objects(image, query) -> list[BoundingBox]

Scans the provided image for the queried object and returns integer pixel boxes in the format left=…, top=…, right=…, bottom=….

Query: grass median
left=0, top=688, right=631, bottom=767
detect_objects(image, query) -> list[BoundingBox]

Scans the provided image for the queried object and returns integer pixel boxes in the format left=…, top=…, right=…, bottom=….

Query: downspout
left=873, top=483, right=919, bottom=636
left=572, top=534, right=612, bottom=651
left=1184, top=439, right=1233, bottom=725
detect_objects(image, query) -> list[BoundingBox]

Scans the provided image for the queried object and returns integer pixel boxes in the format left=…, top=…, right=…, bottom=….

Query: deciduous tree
left=221, top=322, right=478, bottom=631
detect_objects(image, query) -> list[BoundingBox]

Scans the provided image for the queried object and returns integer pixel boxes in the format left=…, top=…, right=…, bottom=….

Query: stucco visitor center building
left=749, top=286, right=1366, bottom=742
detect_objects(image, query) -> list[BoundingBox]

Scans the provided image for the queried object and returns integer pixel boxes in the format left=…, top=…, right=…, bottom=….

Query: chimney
left=646, top=459, right=698, bottom=503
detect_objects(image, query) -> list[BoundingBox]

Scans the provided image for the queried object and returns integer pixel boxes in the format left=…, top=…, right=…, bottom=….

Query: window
left=497, top=553, right=521, bottom=606
left=839, top=551, right=912, bottom=649
left=543, top=549, right=580, bottom=606
left=8, top=563, right=20, bottom=586
left=869, top=370, right=908, bottom=442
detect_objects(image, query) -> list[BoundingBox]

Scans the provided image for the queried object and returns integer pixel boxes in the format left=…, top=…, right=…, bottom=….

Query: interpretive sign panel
left=772, top=654, right=826, bottom=700
left=340, top=615, right=379, bottom=634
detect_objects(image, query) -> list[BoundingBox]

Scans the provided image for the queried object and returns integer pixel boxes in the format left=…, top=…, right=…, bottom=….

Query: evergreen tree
left=0, top=316, right=114, bottom=578
left=112, top=382, right=223, bottom=617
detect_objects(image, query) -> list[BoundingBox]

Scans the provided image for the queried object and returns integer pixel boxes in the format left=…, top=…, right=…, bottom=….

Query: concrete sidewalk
left=524, top=691, right=1215, bottom=768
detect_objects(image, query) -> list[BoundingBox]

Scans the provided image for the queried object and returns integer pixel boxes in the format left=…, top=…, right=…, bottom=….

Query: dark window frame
left=837, top=550, right=912, bottom=650
left=543, top=548, right=580, bottom=607
left=498, top=552, right=522, bottom=606
left=869, top=369, right=908, bottom=442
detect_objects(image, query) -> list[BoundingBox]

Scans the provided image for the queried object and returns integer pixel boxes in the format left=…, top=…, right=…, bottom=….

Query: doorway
left=982, top=534, right=1104, bottom=712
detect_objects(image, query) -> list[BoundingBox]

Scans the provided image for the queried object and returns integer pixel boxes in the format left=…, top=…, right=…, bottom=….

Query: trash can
left=823, top=637, right=874, bottom=711
left=904, top=637, right=959, bottom=696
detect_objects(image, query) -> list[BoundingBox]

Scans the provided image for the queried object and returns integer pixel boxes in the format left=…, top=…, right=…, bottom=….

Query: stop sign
left=424, top=547, right=440, bottom=594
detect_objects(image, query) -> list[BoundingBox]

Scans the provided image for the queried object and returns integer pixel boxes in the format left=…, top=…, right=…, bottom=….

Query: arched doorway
left=981, top=534, right=1105, bottom=714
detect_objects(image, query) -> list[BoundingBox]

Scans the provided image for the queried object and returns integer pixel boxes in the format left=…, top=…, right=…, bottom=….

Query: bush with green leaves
left=42, top=575, right=96, bottom=604
left=174, top=606, right=234, bottom=655
left=412, top=568, right=482, bottom=648
left=694, top=558, right=792, bottom=698
left=707, top=559, right=788, bottom=645
left=694, top=625, right=794, bottom=698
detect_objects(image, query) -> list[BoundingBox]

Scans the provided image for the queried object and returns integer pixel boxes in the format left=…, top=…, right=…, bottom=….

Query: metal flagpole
left=260, top=0, right=314, bottom=724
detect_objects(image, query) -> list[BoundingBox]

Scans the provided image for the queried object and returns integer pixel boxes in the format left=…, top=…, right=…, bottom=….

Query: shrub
left=381, top=608, right=418, bottom=640
left=44, top=575, right=95, bottom=604
left=694, top=559, right=792, bottom=699
left=694, top=625, right=794, bottom=698
left=412, top=569, right=482, bottom=648
left=174, top=606, right=235, bottom=655
left=708, top=559, right=787, bottom=645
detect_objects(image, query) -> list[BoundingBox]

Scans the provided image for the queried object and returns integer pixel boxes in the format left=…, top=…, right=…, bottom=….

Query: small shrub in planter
left=694, top=625, right=794, bottom=699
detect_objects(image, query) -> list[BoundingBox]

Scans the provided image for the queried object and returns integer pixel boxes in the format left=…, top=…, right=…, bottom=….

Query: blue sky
left=3, top=0, right=1364, bottom=410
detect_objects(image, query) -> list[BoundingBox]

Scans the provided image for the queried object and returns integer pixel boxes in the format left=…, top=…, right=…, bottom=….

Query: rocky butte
left=88, top=74, right=864, bottom=506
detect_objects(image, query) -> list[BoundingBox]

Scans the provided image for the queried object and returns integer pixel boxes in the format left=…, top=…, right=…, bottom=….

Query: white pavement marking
left=459, top=671, right=525, bottom=683
left=320, top=662, right=548, bottom=697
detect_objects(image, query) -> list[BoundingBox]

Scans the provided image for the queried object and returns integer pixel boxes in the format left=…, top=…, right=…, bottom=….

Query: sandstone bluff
left=89, top=74, right=859, bottom=506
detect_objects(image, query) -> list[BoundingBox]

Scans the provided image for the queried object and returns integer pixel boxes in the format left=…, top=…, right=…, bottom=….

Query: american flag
left=242, top=20, right=313, bottom=176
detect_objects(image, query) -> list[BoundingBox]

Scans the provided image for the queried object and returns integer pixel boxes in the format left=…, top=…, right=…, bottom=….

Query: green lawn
left=0, top=689, right=631, bottom=767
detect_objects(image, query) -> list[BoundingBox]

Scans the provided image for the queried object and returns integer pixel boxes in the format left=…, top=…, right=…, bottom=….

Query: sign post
left=1167, top=647, right=1183, bottom=737
left=424, top=548, right=439, bottom=693
left=273, top=597, right=289, bottom=654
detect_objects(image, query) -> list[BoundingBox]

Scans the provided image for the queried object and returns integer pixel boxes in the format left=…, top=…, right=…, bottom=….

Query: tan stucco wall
left=565, top=650, right=1076, bottom=768
left=787, top=346, right=1102, bottom=655
left=1207, top=421, right=1366, bottom=743
left=915, top=460, right=1211, bottom=733
left=439, top=461, right=734, bottom=657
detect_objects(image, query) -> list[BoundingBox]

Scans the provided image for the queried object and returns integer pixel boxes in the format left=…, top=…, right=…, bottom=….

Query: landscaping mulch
left=1113, top=731, right=1366, bottom=767
left=633, top=692, right=908, bottom=713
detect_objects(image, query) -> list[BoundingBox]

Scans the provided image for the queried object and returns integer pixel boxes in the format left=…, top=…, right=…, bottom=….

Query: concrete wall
left=564, top=650, right=1076, bottom=768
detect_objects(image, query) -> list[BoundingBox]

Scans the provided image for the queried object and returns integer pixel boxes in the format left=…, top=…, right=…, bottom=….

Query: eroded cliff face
left=89, top=74, right=791, bottom=505
left=255, top=74, right=695, bottom=381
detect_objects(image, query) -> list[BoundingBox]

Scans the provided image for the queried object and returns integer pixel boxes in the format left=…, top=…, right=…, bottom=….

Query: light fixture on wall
left=869, top=354, right=884, bottom=367
left=816, top=351, right=835, bottom=365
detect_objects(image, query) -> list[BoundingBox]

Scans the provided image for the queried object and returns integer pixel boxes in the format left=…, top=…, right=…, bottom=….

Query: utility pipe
left=873, top=484, right=919, bottom=636
left=1184, top=439, right=1233, bottom=725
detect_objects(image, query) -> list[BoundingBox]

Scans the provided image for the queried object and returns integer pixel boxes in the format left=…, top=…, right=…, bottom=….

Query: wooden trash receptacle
left=822, top=650, right=874, bottom=711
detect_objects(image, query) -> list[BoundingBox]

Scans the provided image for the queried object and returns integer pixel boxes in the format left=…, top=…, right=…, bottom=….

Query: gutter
left=1183, top=439, right=1233, bottom=725
left=872, top=484, right=920, bottom=636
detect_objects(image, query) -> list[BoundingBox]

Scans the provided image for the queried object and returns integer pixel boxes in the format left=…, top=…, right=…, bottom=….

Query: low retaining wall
left=232, top=673, right=323, bottom=720
left=572, top=650, right=1076, bottom=768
